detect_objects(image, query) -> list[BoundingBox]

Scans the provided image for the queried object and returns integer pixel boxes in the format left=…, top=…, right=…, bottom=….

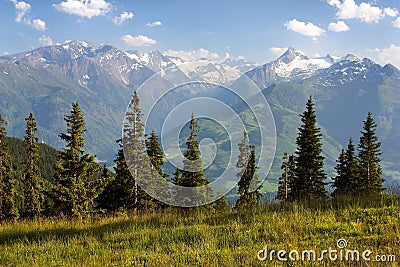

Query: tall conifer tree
left=236, top=130, right=250, bottom=194
left=345, top=138, right=361, bottom=193
left=332, top=138, right=361, bottom=197
left=358, top=112, right=384, bottom=196
left=277, top=152, right=295, bottom=202
left=146, top=130, right=169, bottom=208
left=52, top=103, right=108, bottom=216
left=23, top=112, right=44, bottom=217
left=0, top=114, right=19, bottom=220
left=235, top=145, right=262, bottom=209
left=175, top=114, right=210, bottom=206
left=123, top=92, right=156, bottom=212
left=292, top=96, right=327, bottom=201
left=332, top=149, right=347, bottom=197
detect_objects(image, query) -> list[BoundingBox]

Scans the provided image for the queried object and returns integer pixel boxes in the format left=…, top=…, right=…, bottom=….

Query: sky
left=1, top=0, right=400, bottom=68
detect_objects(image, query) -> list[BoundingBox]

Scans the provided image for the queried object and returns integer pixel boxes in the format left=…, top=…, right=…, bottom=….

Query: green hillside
left=6, top=136, right=58, bottom=211
left=7, top=136, right=58, bottom=183
left=0, top=202, right=399, bottom=266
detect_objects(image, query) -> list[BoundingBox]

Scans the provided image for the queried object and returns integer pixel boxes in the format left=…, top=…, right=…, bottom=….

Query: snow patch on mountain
left=244, top=47, right=374, bottom=87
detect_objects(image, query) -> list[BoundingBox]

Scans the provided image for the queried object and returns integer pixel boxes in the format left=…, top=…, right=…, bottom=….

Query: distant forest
left=0, top=94, right=386, bottom=221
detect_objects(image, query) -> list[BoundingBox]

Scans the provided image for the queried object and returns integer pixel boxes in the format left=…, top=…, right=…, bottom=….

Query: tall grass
left=1, top=200, right=399, bottom=266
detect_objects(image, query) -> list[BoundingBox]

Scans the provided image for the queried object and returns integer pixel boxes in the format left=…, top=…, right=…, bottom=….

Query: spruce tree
left=145, top=130, right=170, bottom=207
left=292, top=96, right=327, bottom=201
left=345, top=138, right=361, bottom=191
left=236, top=130, right=250, bottom=194
left=358, top=112, right=384, bottom=196
left=23, top=112, right=44, bottom=217
left=0, top=114, right=19, bottom=220
left=96, top=139, right=132, bottom=211
left=332, top=149, right=347, bottom=197
left=175, top=114, right=210, bottom=206
left=52, top=103, right=109, bottom=216
left=332, top=138, right=362, bottom=197
left=123, top=92, right=155, bottom=213
left=146, top=130, right=167, bottom=178
left=235, top=145, right=262, bottom=209
left=277, top=152, right=295, bottom=202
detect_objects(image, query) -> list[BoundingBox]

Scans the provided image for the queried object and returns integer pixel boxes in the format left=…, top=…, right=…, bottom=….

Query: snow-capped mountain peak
left=277, top=47, right=308, bottom=64
left=222, top=56, right=257, bottom=73
left=244, top=47, right=389, bottom=87
left=267, top=48, right=333, bottom=81
left=125, top=50, right=176, bottom=72
left=342, top=54, right=359, bottom=62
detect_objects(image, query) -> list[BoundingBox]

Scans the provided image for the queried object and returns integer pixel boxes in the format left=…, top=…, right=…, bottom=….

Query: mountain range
left=0, top=41, right=399, bottom=189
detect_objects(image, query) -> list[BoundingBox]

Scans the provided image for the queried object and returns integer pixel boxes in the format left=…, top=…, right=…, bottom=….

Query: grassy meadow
left=1, top=199, right=400, bottom=266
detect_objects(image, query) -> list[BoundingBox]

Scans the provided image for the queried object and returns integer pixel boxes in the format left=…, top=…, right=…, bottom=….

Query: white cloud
left=121, top=35, right=157, bottom=47
left=164, top=48, right=220, bottom=61
left=392, top=17, right=400, bottom=28
left=328, top=20, right=350, bottom=32
left=11, top=0, right=31, bottom=23
left=38, top=35, right=53, bottom=46
left=53, top=0, right=111, bottom=19
left=11, top=0, right=47, bottom=31
left=146, top=21, right=162, bottom=27
left=384, top=7, right=398, bottom=17
left=373, top=44, right=400, bottom=69
left=327, top=0, right=384, bottom=23
left=284, top=19, right=325, bottom=41
left=269, top=47, right=289, bottom=56
left=30, top=19, right=47, bottom=31
left=113, top=11, right=134, bottom=25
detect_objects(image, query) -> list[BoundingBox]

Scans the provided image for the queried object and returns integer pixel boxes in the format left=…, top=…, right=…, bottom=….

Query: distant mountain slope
left=245, top=47, right=338, bottom=87
left=0, top=42, right=399, bottom=185
left=7, top=136, right=58, bottom=183
left=0, top=41, right=154, bottom=161
left=245, top=49, right=400, bottom=184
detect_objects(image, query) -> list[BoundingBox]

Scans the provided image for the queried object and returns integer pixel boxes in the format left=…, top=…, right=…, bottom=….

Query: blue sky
left=1, top=0, right=400, bottom=67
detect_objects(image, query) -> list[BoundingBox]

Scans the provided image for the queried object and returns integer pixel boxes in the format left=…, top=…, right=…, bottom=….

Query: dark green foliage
left=332, top=138, right=361, bottom=197
left=6, top=136, right=58, bottom=215
left=291, top=96, right=327, bottom=201
left=213, top=189, right=230, bottom=212
left=95, top=164, right=114, bottom=210
left=345, top=139, right=361, bottom=193
left=173, top=114, right=210, bottom=206
left=276, top=152, right=295, bottom=202
left=52, top=103, right=109, bottom=217
left=146, top=130, right=167, bottom=179
left=332, top=149, right=347, bottom=197
left=181, top=114, right=209, bottom=187
left=236, top=130, right=250, bottom=197
left=7, top=137, right=57, bottom=180
left=358, top=112, right=384, bottom=196
left=23, top=113, right=45, bottom=218
left=235, top=145, right=262, bottom=209
left=0, top=114, right=19, bottom=221
left=145, top=130, right=170, bottom=208
left=123, top=92, right=157, bottom=212
left=96, top=140, right=131, bottom=211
